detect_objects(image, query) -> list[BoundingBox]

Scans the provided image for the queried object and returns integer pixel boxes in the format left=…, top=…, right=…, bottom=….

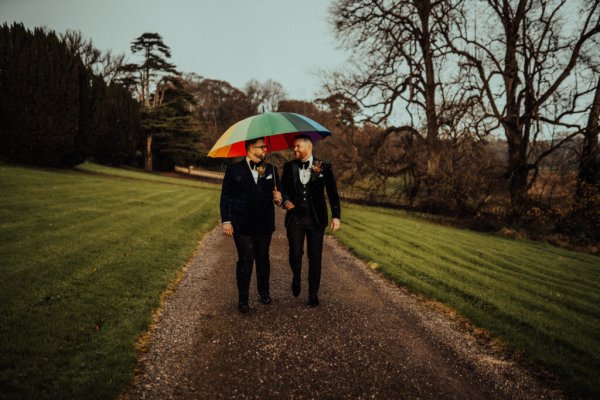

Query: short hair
left=294, top=134, right=313, bottom=144
left=245, top=137, right=262, bottom=150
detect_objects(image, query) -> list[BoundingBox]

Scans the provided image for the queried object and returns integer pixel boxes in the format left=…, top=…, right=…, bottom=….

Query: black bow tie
left=298, top=160, right=310, bottom=170
left=249, top=160, right=264, bottom=170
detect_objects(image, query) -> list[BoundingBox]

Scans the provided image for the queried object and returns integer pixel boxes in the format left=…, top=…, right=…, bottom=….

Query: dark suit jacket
left=220, top=160, right=281, bottom=235
left=281, top=158, right=341, bottom=229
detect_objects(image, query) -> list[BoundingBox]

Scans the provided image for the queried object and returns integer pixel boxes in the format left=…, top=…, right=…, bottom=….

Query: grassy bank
left=334, top=203, right=600, bottom=398
left=0, top=162, right=220, bottom=399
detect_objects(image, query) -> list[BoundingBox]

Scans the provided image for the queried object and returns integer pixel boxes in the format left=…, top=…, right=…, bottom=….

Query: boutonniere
left=256, top=164, right=266, bottom=177
left=310, top=160, right=323, bottom=175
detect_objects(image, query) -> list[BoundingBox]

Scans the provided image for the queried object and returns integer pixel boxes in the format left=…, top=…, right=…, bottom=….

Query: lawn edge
left=116, top=222, right=221, bottom=400
left=327, top=232, right=568, bottom=398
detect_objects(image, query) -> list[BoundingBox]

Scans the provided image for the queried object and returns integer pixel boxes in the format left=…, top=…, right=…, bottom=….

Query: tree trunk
left=577, top=78, right=600, bottom=196
left=503, top=9, right=529, bottom=214
left=415, top=0, right=441, bottom=205
left=508, top=148, right=530, bottom=211
left=417, top=0, right=439, bottom=146
left=145, top=132, right=153, bottom=171
left=145, top=67, right=151, bottom=108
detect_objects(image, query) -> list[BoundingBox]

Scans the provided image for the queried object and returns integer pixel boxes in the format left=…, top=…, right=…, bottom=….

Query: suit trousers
left=286, top=211, right=325, bottom=296
left=233, top=232, right=272, bottom=303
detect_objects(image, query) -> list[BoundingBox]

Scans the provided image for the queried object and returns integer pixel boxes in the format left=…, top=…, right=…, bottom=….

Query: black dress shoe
left=238, top=302, right=249, bottom=313
left=308, top=295, right=319, bottom=307
left=291, top=276, right=300, bottom=297
left=260, top=295, right=272, bottom=305
left=292, top=283, right=300, bottom=297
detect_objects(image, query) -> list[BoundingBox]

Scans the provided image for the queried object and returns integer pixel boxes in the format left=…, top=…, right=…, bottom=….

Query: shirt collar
left=246, top=156, right=257, bottom=170
left=301, top=155, right=314, bottom=167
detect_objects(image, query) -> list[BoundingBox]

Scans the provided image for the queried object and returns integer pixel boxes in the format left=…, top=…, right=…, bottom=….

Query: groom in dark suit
left=281, top=134, right=341, bottom=307
left=220, top=137, right=282, bottom=313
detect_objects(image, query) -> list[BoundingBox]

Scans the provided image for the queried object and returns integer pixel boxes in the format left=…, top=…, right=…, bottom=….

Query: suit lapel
left=292, top=160, right=300, bottom=191
left=309, top=157, right=319, bottom=184
left=241, top=160, right=258, bottom=191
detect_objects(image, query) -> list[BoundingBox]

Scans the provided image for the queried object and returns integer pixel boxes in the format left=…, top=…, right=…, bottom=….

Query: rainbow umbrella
left=207, top=112, right=331, bottom=158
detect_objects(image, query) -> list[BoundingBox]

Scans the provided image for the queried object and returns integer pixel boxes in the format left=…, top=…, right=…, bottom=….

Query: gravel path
left=123, top=213, right=563, bottom=399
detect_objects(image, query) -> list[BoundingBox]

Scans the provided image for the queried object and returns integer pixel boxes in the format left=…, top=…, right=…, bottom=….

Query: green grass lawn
left=75, top=161, right=217, bottom=189
left=334, top=203, right=600, bottom=398
left=2, top=161, right=599, bottom=398
left=0, top=162, right=220, bottom=399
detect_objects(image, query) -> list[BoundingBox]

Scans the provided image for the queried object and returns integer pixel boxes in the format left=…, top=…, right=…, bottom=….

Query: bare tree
left=328, top=0, right=467, bottom=144
left=328, top=0, right=497, bottom=210
left=244, top=79, right=287, bottom=113
left=61, top=30, right=101, bottom=68
left=60, top=30, right=126, bottom=84
left=445, top=0, right=600, bottom=213
left=185, top=77, right=256, bottom=156
left=578, top=79, right=600, bottom=187
left=99, top=51, right=126, bottom=84
left=577, top=33, right=600, bottom=196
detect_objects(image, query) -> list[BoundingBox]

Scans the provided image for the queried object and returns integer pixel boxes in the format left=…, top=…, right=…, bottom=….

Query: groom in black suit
left=220, top=137, right=282, bottom=313
left=281, top=134, right=341, bottom=307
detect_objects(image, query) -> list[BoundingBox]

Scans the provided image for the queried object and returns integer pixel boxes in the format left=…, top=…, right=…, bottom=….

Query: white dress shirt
left=299, top=155, right=313, bottom=185
left=246, top=157, right=259, bottom=184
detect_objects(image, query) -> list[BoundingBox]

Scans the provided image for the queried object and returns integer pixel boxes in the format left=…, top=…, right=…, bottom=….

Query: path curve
left=123, top=213, right=563, bottom=399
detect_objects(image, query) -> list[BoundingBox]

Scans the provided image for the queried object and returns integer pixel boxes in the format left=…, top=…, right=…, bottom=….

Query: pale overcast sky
left=1, top=0, right=349, bottom=100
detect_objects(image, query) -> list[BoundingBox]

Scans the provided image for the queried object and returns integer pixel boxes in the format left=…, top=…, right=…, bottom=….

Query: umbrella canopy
left=207, top=112, right=331, bottom=158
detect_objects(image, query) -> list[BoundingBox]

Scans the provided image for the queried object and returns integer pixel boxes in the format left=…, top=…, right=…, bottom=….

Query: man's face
left=249, top=139, right=267, bottom=160
left=293, top=139, right=312, bottom=160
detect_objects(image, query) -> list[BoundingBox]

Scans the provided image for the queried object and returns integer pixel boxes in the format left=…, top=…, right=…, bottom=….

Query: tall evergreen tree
left=119, top=33, right=179, bottom=170
left=0, top=23, right=80, bottom=166
left=142, top=77, right=198, bottom=171
left=95, top=81, right=143, bottom=165
left=0, top=23, right=143, bottom=167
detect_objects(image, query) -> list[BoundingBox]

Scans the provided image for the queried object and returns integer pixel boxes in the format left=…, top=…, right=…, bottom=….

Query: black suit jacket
left=220, top=160, right=281, bottom=235
left=281, top=158, right=341, bottom=229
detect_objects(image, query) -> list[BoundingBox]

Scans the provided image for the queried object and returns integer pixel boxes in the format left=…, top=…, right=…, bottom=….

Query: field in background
left=77, top=161, right=219, bottom=188
left=334, top=203, right=600, bottom=397
left=0, top=162, right=220, bottom=399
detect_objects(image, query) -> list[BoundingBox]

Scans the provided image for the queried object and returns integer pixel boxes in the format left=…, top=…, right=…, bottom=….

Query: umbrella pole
left=267, top=135, right=278, bottom=192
